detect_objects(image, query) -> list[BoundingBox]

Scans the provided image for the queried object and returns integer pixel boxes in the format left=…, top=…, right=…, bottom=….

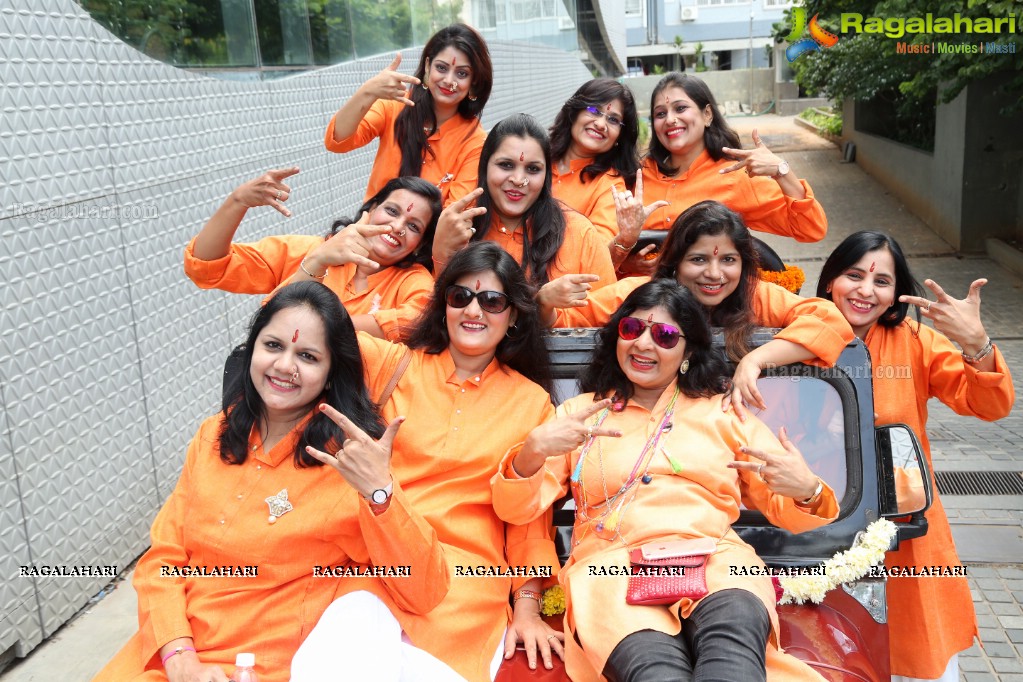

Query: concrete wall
left=0, top=0, right=591, bottom=663
left=625, top=69, right=775, bottom=114
left=841, top=72, right=1023, bottom=253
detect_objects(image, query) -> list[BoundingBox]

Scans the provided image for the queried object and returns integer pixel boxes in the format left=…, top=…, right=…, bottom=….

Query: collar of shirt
left=647, top=150, right=714, bottom=181
left=438, top=347, right=505, bottom=388
left=248, top=411, right=315, bottom=467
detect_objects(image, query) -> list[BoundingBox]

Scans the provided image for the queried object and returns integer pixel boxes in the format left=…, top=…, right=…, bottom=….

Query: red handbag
left=626, top=538, right=717, bottom=605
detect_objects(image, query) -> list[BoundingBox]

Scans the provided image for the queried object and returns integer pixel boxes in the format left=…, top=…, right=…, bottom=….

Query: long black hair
left=647, top=72, right=741, bottom=176
left=405, top=241, right=553, bottom=394
left=817, top=231, right=923, bottom=329
left=328, top=176, right=442, bottom=272
left=471, top=114, right=566, bottom=287
left=549, top=78, right=641, bottom=190
left=393, top=24, right=493, bottom=178
left=655, top=200, right=759, bottom=362
left=580, top=280, right=729, bottom=406
left=220, top=281, right=384, bottom=466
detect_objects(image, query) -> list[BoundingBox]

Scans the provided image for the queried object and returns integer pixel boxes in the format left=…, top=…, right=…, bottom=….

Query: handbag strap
left=377, top=348, right=412, bottom=406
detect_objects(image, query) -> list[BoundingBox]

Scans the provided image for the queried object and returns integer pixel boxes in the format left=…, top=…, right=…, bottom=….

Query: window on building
left=624, top=0, right=643, bottom=17
left=473, top=0, right=498, bottom=28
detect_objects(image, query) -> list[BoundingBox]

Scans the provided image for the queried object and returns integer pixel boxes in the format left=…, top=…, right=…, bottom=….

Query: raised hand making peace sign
left=512, top=399, right=622, bottom=478
left=720, top=130, right=807, bottom=200
left=432, top=187, right=487, bottom=267
left=728, top=426, right=821, bottom=502
left=900, top=277, right=995, bottom=370
left=231, top=166, right=300, bottom=217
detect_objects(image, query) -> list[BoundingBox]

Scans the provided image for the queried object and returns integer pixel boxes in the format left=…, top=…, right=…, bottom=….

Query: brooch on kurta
left=265, top=489, right=294, bottom=524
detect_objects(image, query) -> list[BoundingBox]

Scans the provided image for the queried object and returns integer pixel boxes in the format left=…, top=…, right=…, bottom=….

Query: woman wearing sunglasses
left=492, top=280, right=837, bottom=681
left=432, top=114, right=617, bottom=301
left=325, top=24, right=492, bottom=206
left=544, top=200, right=852, bottom=416
left=615, top=73, right=826, bottom=277
left=292, top=242, right=565, bottom=681
left=547, top=79, right=647, bottom=271
left=185, top=170, right=441, bottom=341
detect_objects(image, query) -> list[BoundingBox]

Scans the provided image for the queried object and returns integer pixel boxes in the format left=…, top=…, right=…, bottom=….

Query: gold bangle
left=796, top=479, right=824, bottom=507
left=299, top=256, right=327, bottom=280
left=611, top=238, right=634, bottom=253
left=513, top=588, right=542, bottom=603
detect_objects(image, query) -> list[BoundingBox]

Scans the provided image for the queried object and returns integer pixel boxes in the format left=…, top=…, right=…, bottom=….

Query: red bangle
left=161, top=646, right=196, bottom=665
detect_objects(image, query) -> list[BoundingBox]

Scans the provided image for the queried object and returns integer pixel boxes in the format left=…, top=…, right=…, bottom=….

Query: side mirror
left=876, top=424, right=932, bottom=543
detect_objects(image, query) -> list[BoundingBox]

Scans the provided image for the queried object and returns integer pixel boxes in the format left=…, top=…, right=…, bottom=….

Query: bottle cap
left=235, top=652, right=256, bottom=667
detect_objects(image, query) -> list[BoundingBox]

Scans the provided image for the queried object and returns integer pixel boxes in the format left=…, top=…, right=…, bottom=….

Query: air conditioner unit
left=680, top=6, right=698, bottom=21
left=558, top=15, right=575, bottom=30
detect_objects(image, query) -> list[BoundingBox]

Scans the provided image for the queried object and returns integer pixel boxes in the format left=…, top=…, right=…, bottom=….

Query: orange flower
left=758, top=264, right=805, bottom=295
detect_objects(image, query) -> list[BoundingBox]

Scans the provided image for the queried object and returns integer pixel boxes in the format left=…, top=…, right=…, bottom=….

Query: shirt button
left=237, top=494, right=243, bottom=500
left=251, top=445, right=257, bottom=451
left=474, top=376, right=481, bottom=382
left=220, top=519, right=225, bottom=525
left=453, top=427, right=459, bottom=431
left=461, top=388, right=466, bottom=393
left=256, top=465, right=261, bottom=470
left=456, top=409, right=461, bottom=414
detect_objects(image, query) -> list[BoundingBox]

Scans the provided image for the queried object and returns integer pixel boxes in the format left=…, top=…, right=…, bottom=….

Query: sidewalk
left=3, top=115, right=1021, bottom=681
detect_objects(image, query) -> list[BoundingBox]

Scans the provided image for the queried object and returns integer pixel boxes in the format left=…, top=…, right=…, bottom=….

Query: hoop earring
left=505, top=323, right=517, bottom=339
left=422, top=82, right=429, bottom=91
left=468, top=94, right=477, bottom=101
left=679, top=359, right=690, bottom=375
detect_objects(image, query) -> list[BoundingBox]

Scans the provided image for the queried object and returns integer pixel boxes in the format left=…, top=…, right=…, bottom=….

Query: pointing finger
left=577, top=398, right=613, bottom=420
left=922, top=278, right=950, bottom=301
left=752, top=129, right=765, bottom=147
left=967, top=278, right=987, bottom=302
left=569, top=274, right=601, bottom=284
left=377, top=416, right=405, bottom=451
left=387, top=53, right=402, bottom=71
left=318, top=404, right=369, bottom=443
left=270, top=166, right=301, bottom=181
left=451, top=187, right=484, bottom=211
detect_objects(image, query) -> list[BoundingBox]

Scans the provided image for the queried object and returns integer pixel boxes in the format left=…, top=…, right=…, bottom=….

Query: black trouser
left=603, top=589, right=771, bottom=682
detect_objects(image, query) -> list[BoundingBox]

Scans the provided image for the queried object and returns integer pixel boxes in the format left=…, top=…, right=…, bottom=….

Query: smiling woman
left=184, top=171, right=442, bottom=341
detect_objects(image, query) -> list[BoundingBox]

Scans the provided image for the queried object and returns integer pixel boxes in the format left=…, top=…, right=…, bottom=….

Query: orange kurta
left=184, top=236, right=434, bottom=341
left=325, top=99, right=486, bottom=206
left=355, top=333, right=560, bottom=682
left=95, top=414, right=449, bottom=682
left=556, top=278, right=853, bottom=365
left=640, top=155, right=827, bottom=242
left=552, top=160, right=621, bottom=242
left=485, top=208, right=616, bottom=289
left=492, top=386, right=837, bottom=681
left=866, top=321, right=1015, bottom=678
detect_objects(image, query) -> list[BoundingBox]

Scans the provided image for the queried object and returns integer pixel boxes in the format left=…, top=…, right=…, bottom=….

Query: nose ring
left=291, top=366, right=299, bottom=383
left=514, top=179, right=529, bottom=188
left=396, top=229, right=406, bottom=237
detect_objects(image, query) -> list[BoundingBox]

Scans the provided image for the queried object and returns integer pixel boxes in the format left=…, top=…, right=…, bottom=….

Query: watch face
left=777, top=161, right=790, bottom=176
left=371, top=489, right=388, bottom=504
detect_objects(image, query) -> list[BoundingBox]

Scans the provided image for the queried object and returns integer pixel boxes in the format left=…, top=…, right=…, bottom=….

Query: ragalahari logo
left=786, top=8, right=840, bottom=61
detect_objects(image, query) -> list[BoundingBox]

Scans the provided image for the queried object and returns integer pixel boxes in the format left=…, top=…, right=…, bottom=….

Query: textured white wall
left=0, top=0, right=590, bottom=660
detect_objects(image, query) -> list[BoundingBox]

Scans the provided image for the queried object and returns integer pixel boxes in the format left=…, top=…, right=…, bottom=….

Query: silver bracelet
left=299, top=256, right=327, bottom=280
left=962, top=337, right=993, bottom=364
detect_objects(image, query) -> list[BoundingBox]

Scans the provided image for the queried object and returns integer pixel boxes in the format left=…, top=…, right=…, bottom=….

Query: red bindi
left=452, top=57, right=456, bottom=66
left=646, top=313, right=654, bottom=323
left=519, top=152, right=524, bottom=162
left=407, top=202, right=414, bottom=213
left=713, top=245, right=719, bottom=256
left=869, top=261, right=876, bottom=272
left=292, top=329, right=299, bottom=343
left=475, top=279, right=481, bottom=291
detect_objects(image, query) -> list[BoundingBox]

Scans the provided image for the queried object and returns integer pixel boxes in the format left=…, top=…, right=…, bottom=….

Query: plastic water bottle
left=233, top=653, right=257, bottom=682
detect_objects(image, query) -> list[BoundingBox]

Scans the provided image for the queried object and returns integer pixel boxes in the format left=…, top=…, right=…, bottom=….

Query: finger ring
left=745, top=167, right=753, bottom=177
left=586, top=425, right=595, bottom=438
left=923, top=304, right=931, bottom=313
left=275, top=189, right=282, bottom=200
left=757, top=463, right=765, bottom=477
left=547, top=635, right=557, bottom=641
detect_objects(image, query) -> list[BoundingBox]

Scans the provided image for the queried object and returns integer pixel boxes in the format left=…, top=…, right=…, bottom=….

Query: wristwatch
left=775, top=160, right=790, bottom=178
left=365, top=481, right=393, bottom=505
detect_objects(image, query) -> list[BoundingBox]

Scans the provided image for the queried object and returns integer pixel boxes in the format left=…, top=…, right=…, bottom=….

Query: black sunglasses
left=617, top=316, right=684, bottom=349
left=445, top=285, right=511, bottom=314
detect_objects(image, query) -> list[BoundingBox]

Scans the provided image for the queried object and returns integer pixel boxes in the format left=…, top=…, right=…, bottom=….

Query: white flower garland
left=778, top=518, right=898, bottom=605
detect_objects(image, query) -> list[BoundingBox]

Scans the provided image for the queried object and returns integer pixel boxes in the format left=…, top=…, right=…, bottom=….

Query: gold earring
left=679, top=359, right=690, bottom=375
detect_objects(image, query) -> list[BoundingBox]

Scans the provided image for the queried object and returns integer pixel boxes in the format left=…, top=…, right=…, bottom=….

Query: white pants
left=892, top=653, right=959, bottom=682
left=291, top=591, right=469, bottom=682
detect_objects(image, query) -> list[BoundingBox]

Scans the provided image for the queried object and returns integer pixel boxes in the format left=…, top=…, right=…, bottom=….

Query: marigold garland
left=540, top=585, right=566, bottom=616
left=759, top=264, right=806, bottom=295
left=778, top=518, right=898, bottom=605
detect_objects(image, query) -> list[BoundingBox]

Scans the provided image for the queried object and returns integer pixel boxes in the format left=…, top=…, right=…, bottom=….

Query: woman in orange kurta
left=617, top=73, right=826, bottom=276
left=547, top=79, right=644, bottom=271
left=543, top=201, right=853, bottom=417
left=492, top=280, right=837, bottom=681
left=432, top=114, right=617, bottom=309
left=95, top=282, right=449, bottom=682
left=292, top=243, right=565, bottom=681
left=817, top=231, right=1015, bottom=682
left=185, top=172, right=442, bottom=341
left=324, top=24, right=492, bottom=205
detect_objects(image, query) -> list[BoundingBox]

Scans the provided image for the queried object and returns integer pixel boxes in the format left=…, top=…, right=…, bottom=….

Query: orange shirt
left=356, top=334, right=559, bottom=682
left=552, top=159, right=621, bottom=241
left=640, top=154, right=827, bottom=242
left=556, top=278, right=853, bottom=366
left=95, top=414, right=449, bottom=682
left=492, top=385, right=837, bottom=682
left=485, top=208, right=617, bottom=289
left=184, top=235, right=434, bottom=342
left=866, top=321, right=1014, bottom=678
left=325, top=99, right=486, bottom=206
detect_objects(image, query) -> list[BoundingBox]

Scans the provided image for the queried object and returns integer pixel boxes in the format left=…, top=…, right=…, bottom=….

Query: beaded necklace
left=570, top=386, right=680, bottom=546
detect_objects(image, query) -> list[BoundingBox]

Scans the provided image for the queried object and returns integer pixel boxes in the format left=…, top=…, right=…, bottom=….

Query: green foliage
left=799, top=107, right=843, bottom=136
left=788, top=0, right=1022, bottom=113
left=652, top=64, right=666, bottom=75
left=637, top=118, right=651, bottom=150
